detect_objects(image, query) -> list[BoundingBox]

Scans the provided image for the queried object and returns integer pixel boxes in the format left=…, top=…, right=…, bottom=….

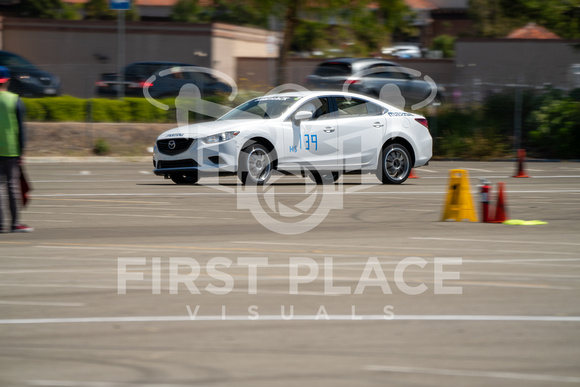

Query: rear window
left=313, top=62, right=352, bottom=77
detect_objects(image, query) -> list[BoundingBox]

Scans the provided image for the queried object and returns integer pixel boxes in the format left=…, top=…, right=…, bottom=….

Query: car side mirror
left=294, top=110, right=313, bottom=122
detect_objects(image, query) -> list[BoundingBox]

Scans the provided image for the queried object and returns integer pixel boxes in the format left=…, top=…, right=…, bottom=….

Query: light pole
left=109, top=0, right=131, bottom=99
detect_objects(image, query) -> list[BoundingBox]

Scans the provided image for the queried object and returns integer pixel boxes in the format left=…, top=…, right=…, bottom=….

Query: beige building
left=0, top=17, right=278, bottom=97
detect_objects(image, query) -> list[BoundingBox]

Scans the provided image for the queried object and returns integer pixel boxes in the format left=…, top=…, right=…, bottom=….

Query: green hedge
left=21, top=95, right=225, bottom=123
left=21, top=92, right=263, bottom=123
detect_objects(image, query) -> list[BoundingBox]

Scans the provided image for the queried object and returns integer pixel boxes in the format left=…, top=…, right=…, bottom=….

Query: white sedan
left=153, top=91, right=432, bottom=185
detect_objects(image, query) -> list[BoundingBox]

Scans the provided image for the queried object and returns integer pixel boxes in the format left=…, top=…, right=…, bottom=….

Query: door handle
left=324, top=127, right=335, bottom=133
left=373, top=122, right=384, bottom=128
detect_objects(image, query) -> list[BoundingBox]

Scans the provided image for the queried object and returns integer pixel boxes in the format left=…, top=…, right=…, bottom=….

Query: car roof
left=126, top=61, right=197, bottom=67
left=318, top=58, right=399, bottom=66
left=259, top=90, right=387, bottom=102
left=246, top=90, right=409, bottom=119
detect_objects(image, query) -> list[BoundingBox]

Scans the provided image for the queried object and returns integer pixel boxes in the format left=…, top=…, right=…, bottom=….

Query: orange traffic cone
left=490, top=182, right=508, bottom=223
left=513, top=149, right=530, bottom=178
left=409, top=169, right=418, bottom=179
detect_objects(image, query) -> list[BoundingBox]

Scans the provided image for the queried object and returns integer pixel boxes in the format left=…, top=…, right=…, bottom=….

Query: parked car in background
left=381, top=44, right=422, bottom=58
left=307, top=58, right=442, bottom=108
left=0, top=50, right=61, bottom=97
left=96, top=61, right=232, bottom=98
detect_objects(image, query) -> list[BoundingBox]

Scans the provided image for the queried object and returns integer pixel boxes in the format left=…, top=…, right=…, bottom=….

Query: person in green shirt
left=0, top=66, right=33, bottom=232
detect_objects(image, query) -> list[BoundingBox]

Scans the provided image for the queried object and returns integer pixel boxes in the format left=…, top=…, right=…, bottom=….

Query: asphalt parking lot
left=1, top=160, right=579, bottom=387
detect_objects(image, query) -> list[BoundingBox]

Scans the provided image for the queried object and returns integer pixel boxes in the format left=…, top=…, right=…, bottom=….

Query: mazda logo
left=168, top=140, right=176, bottom=150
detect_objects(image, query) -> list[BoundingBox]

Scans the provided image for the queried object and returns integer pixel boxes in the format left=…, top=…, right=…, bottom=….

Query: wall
left=455, top=39, right=580, bottom=90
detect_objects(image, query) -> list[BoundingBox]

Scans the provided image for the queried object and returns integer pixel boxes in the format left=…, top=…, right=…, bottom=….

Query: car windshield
left=218, top=96, right=300, bottom=120
left=0, top=52, right=38, bottom=71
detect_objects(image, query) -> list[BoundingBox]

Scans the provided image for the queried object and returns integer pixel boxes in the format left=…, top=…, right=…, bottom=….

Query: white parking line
left=234, top=240, right=578, bottom=256
left=365, top=365, right=580, bottom=383
left=414, top=168, right=438, bottom=173
left=29, top=381, right=189, bottom=387
left=466, top=168, right=493, bottom=172
left=1, top=314, right=579, bottom=324
left=27, top=189, right=580, bottom=198
left=0, top=300, right=85, bottom=307
left=411, top=237, right=580, bottom=246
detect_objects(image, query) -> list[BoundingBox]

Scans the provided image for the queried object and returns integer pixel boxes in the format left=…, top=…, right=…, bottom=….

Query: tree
left=431, top=34, right=455, bottom=58
left=469, top=0, right=580, bottom=39
left=171, top=0, right=201, bottom=22
left=19, top=0, right=80, bottom=19
left=270, top=0, right=414, bottom=83
left=530, top=99, right=580, bottom=158
left=166, top=0, right=415, bottom=84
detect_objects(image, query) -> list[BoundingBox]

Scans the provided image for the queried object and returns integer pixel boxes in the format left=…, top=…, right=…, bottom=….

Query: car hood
left=157, top=119, right=271, bottom=139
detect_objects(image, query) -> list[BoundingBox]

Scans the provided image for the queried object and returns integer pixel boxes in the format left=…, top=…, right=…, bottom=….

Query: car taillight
left=140, top=81, right=153, bottom=88
left=344, top=79, right=360, bottom=85
left=415, top=118, right=428, bottom=129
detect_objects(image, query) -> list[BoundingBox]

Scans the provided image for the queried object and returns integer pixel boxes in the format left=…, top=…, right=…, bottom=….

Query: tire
left=170, top=173, right=199, bottom=185
left=307, top=170, right=340, bottom=184
left=238, top=144, right=273, bottom=185
left=376, top=143, right=412, bottom=184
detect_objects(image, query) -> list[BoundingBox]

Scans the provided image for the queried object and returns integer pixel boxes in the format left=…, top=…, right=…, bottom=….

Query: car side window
left=366, top=101, right=385, bottom=115
left=364, top=65, right=409, bottom=80
left=188, top=72, right=214, bottom=83
left=336, top=97, right=383, bottom=117
left=294, top=97, right=332, bottom=121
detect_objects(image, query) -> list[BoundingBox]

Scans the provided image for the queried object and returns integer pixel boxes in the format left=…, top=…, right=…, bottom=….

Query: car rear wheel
left=170, top=173, right=199, bottom=185
left=238, top=144, right=273, bottom=185
left=377, top=143, right=411, bottom=184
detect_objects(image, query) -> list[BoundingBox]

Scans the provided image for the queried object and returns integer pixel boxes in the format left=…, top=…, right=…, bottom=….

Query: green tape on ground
left=502, top=220, right=548, bottom=225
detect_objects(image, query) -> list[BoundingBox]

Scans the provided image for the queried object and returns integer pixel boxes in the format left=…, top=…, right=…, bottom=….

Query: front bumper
left=153, top=138, right=239, bottom=176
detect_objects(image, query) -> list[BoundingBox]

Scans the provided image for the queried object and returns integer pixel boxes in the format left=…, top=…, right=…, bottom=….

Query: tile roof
left=404, top=0, right=437, bottom=10
left=506, top=22, right=561, bottom=39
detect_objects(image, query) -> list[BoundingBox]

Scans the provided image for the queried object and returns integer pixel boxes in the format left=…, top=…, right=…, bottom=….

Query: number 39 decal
left=289, top=134, right=318, bottom=153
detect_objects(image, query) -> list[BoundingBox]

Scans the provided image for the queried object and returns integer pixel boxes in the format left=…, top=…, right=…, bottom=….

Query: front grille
left=157, top=159, right=198, bottom=169
left=157, top=138, right=195, bottom=155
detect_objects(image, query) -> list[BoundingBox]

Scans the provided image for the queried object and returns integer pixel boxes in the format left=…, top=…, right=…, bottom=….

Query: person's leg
left=4, top=158, right=19, bottom=229
left=0, top=158, right=9, bottom=232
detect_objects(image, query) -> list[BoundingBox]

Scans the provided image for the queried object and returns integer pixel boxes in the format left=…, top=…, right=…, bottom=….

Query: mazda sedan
left=153, top=91, right=432, bottom=185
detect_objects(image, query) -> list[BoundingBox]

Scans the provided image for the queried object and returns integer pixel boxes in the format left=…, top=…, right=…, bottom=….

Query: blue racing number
left=290, top=134, right=318, bottom=153
left=304, top=134, right=318, bottom=151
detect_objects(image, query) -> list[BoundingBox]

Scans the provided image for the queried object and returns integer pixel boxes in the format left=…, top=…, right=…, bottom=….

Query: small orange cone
left=409, top=169, right=418, bottom=179
left=490, top=182, right=508, bottom=223
left=513, top=149, right=530, bottom=178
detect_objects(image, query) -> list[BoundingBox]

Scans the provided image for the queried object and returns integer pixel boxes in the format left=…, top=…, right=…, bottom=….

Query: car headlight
left=18, top=75, right=35, bottom=84
left=201, top=131, right=240, bottom=144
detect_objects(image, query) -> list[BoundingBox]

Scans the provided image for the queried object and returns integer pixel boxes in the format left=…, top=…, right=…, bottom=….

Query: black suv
left=307, top=58, right=442, bottom=108
left=96, top=61, right=232, bottom=98
left=0, top=50, right=61, bottom=97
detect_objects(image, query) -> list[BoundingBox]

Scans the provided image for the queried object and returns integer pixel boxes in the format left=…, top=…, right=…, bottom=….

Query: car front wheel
left=377, top=143, right=412, bottom=184
left=238, top=144, right=273, bottom=185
